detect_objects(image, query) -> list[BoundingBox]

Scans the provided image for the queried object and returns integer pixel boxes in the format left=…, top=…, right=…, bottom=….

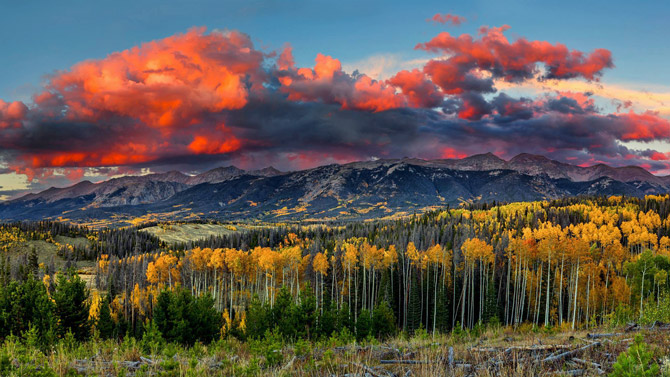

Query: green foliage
left=0, top=277, right=57, bottom=346
left=608, top=304, right=635, bottom=328
left=153, top=289, right=221, bottom=346
left=53, top=269, right=91, bottom=341
left=372, top=301, right=396, bottom=340
left=407, top=275, right=421, bottom=334
left=610, top=334, right=660, bottom=377
left=249, top=330, right=284, bottom=367
left=641, top=295, right=670, bottom=325
left=355, top=309, right=372, bottom=341
left=271, top=287, right=301, bottom=339
left=245, top=294, right=269, bottom=339
left=97, top=295, right=115, bottom=340
left=140, top=320, right=165, bottom=355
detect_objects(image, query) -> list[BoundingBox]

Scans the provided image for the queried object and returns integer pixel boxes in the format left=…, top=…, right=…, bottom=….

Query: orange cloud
left=187, top=123, right=242, bottom=155
left=617, top=111, right=670, bottom=141
left=387, top=69, right=444, bottom=108
left=0, top=100, right=27, bottom=128
left=278, top=51, right=406, bottom=112
left=44, top=27, right=265, bottom=129
left=416, top=25, right=613, bottom=94
left=429, top=13, right=466, bottom=26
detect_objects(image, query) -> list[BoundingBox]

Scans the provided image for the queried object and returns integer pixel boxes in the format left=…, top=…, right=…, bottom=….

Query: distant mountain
left=1, top=154, right=668, bottom=224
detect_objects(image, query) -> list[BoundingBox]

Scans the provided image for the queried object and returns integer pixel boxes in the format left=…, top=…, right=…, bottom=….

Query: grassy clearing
left=140, top=223, right=268, bottom=244
left=2, top=325, right=670, bottom=376
left=7, top=238, right=95, bottom=270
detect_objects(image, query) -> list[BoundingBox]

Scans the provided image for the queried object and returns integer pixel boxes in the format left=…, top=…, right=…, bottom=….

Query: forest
left=2, top=195, right=670, bottom=375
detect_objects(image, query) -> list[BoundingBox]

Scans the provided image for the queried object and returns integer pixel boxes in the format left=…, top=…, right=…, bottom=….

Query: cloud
left=416, top=25, right=613, bottom=92
left=495, top=78, right=670, bottom=117
left=276, top=50, right=406, bottom=112
left=429, top=13, right=466, bottom=26
left=0, top=22, right=668, bottom=197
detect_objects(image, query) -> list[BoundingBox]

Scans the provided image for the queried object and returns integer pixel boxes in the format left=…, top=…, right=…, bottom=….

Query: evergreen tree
left=245, top=294, right=269, bottom=339
left=297, top=284, right=317, bottom=339
left=153, top=289, right=221, bottom=345
left=372, top=301, right=396, bottom=339
left=433, top=285, right=450, bottom=332
left=356, top=309, right=372, bottom=341
left=0, top=278, right=57, bottom=345
left=28, top=247, right=39, bottom=279
left=97, top=295, right=115, bottom=339
left=407, top=274, right=422, bottom=333
left=53, top=269, right=91, bottom=341
left=337, top=303, right=354, bottom=334
left=271, top=286, right=300, bottom=338
left=611, top=334, right=659, bottom=377
left=483, top=278, right=499, bottom=324
left=317, top=296, right=337, bottom=338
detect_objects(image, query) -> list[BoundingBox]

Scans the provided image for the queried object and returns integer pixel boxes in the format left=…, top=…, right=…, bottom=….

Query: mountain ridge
left=2, top=153, right=668, bottom=224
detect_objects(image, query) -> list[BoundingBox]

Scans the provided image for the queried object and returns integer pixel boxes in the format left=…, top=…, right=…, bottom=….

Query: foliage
left=53, top=269, right=91, bottom=341
left=153, top=289, right=221, bottom=345
left=610, top=334, right=660, bottom=377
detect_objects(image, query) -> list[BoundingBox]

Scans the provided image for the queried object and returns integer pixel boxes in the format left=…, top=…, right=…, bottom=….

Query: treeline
left=89, top=195, right=670, bottom=340
left=0, top=220, right=162, bottom=265
left=3, top=195, right=670, bottom=347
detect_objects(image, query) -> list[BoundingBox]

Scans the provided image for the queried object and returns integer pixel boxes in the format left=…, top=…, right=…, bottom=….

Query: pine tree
left=53, top=269, right=91, bottom=341
left=610, top=334, right=659, bottom=377
left=245, top=294, right=269, bottom=339
left=97, top=295, right=115, bottom=339
left=407, top=274, right=422, bottom=333
left=372, top=301, right=396, bottom=339
left=434, top=285, right=450, bottom=332
left=356, top=309, right=372, bottom=340
left=483, top=278, right=499, bottom=324
left=28, top=247, right=39, bottom=279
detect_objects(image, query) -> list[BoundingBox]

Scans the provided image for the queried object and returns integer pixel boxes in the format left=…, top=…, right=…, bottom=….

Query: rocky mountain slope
left=1, top=154, right=668, bottom=223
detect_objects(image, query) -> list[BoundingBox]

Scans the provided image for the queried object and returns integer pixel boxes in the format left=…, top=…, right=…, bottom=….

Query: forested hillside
left=87, top=195, right=670, bottom=341
left=2, top=195, right=670, bottom=375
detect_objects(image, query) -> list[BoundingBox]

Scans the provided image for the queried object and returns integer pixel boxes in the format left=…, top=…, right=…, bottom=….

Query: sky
left=0, top=0, right=669, bottom=199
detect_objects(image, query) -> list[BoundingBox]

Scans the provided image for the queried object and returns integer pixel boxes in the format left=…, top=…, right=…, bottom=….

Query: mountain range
left=2, top=153, right=669, bottom=224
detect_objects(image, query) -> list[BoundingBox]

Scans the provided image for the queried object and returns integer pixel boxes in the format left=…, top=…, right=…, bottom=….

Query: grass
left=7, top=237, right=95, bottom=270
left=2, top=325, right=670, bottom=376
left=140, top=223, right=276, bottom=244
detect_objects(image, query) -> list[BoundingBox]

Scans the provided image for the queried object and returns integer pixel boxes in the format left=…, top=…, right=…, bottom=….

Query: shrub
left=610, top=334, right=660, bottom=377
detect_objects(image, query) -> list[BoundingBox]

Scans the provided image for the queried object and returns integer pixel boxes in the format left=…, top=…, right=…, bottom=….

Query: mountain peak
left=510, top=153, right=551, bottom=162
left=250, top=166, right=283, bottom=177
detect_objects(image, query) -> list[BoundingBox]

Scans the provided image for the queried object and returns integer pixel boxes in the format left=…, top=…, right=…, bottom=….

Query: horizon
left=1, top=1, right=669, bottom=200
left=8, top=151, right=670, bottom=201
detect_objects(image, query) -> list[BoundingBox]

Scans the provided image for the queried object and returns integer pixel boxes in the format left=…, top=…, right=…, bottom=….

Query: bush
left=640, top=295, right=670, bottom=326
left=249, top=330, right=284, bottom=368
left=610, top=334, right=660, bottom=377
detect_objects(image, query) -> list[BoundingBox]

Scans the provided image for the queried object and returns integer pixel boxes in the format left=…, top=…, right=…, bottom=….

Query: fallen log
left=624, top=323, right=639, bottom=332
left=472, top=344, right=571, bottom=353
left=555, top=369, right=586, bottom=376
left=541, top=342, right=601, bottom=363
left=586, top=333, right=622, bottom=339
left=380, top=360, right=432, bottom=365
left=351, top=362, right=386, bottom=377
left=571, top=357, right=601, bottom=369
